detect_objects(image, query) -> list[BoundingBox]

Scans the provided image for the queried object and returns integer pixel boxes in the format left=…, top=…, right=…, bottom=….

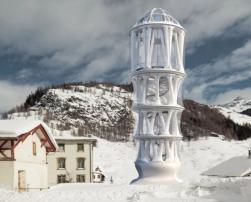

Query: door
left=18, top=170, right=26, bottom=192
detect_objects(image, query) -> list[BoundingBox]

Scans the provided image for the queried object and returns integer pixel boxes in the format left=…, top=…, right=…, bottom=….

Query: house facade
left=0, top=120, right=57, bottom=191
left=47, top=135, right=97, bottom=186
left=92, top=167, right=105, bottom=183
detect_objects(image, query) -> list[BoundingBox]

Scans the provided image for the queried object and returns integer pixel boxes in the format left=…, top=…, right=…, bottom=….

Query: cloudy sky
left=0, top=0, right=251, bottom=112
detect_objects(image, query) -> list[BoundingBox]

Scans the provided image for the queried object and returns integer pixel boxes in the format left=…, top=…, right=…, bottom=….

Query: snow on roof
left=202, top=156, right=251, bottom=177
left=0, top=119, right=57, bottom=149
left=53, top=131, right=96, bottom=142
left=55, top=135, right=96, bottom=141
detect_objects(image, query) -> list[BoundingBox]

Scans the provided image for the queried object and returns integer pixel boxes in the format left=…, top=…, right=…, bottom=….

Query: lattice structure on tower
left=130, top=8, right=186, bottom=184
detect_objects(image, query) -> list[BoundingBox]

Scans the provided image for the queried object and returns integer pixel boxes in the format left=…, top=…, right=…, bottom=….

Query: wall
left=47, top=139, right=94, bottom=186
left=0, top=161, right=14, bottom=190
left=15, top=130, right=47, bottom=163
left=13, top=131, right=48, bottom=191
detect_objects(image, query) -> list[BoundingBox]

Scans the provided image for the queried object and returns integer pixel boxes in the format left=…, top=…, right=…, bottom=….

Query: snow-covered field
left=1, top=137, right=251, bottom=202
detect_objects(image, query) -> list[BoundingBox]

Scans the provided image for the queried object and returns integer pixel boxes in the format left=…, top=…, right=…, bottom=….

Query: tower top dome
left=132, top=8, right=183, bottom=29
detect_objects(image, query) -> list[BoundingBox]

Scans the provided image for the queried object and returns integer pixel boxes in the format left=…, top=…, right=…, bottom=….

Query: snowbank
left=1, top=137, right=251, bottom=202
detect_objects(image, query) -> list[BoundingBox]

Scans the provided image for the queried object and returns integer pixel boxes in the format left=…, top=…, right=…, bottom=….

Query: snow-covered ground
left=1, top=137, right=251, bottom=202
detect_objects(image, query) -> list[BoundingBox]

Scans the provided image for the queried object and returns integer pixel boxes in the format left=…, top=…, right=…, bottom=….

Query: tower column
left=130, top=8, right=186, bottom=184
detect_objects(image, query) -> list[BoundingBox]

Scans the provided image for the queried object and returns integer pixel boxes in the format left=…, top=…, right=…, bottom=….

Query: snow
left=7, top=85, right=132, bottom=132
left=0, top=119, right=57, bottom=149
left=0, top=137, right=251, bottom=201
left=53, top=130, right=96, bottom=141
left=218, top=97, right=251, bottom=113
left=0, top=119, right=42, bottom=137
left=203, top=156, right=251, bottom=177
left=212, top=97, right=251, bottom=126
left=215, top=106, right=251, bottom=125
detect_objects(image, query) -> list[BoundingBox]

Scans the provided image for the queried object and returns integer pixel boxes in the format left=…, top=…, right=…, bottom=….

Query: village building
left=202, top=151, right=251, bottom=177
left=92, top=167, right=105, bottom=183
left=0, top=120, right=57, bottom=191
left=47, top=133, right=97, bottom=186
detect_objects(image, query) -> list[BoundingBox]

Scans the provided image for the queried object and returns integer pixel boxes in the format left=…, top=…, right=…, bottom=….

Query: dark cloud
left=0, top=0, right=251, bottom=111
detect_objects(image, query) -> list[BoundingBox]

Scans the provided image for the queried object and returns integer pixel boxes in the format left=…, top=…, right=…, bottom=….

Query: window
left=77, top=144, right=84, bottom=152
left=76, top=175, right=85, bottom=183
left=77, top=158, right=85, bottom=169
left=57, top=175, right=66, bottom=183
left=32, top=142, right=36, bottom=156
left=57, top=158, right=66, bottom=169
left=58, top=144, right=65, bottom=152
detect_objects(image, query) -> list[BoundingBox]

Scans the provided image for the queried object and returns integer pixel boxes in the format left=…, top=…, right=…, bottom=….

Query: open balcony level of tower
left=130, top=26, right=185, bottom=72
left=131, top=73, right=185, bottom=106
left=136, top=138, right=181, bottom=163
left=134, top=109, right=182, bottom=137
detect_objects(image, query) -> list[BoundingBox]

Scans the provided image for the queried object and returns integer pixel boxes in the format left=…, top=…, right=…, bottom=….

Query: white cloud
left=0, top=0, right=250, bottom=79
left=185, top=39, right=251, bottom=103
left=0, top=0, right=250, bottom=105
left=213, top=88, right=251, bottom=104
left=74, top=39, right=129, bottom=81
left=0, top=81, right=37, bottom=112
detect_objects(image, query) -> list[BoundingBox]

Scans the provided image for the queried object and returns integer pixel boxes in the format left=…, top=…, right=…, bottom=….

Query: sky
left=0, top=0, right=251, bottom=112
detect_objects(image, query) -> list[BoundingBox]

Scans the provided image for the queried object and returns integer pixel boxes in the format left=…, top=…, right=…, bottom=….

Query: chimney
left=248, top=149, right=251, bottom=159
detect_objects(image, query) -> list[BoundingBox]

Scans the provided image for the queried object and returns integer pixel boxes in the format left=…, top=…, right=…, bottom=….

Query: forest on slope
left=3, top=82, right=251, bottom=141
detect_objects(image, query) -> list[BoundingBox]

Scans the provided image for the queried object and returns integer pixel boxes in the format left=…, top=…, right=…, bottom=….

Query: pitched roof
left=0, top=119, right=57, bottom=149
left=202, top=156, right=251, bottom=177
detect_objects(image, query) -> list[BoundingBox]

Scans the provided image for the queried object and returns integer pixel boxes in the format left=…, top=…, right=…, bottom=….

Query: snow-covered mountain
left=6, top=83, right=133, bottom=141
left=3, top=82, right=251, bottom=141
left=213, top=97, right=251, bottom=126
left=218, top=96, right=251, bottom=113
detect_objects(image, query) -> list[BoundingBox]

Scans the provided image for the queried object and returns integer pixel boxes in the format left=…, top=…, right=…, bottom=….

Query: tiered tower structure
left=130, top=8, right=186, bottom=184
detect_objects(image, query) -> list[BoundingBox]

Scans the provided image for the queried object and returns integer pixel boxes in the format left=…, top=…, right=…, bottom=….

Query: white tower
left=130, top=8, right=186, bottom=184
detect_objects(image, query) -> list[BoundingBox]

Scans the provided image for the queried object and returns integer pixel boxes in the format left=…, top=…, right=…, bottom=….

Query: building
left=0, top=120, right=57, bottom=191
left=92, top=167, right=105, bottom=183
left=202, top=155, right=251, bottom=177
left=47, top=134, right=97, bottom=186
left=129, top=8, right=186, bottom=184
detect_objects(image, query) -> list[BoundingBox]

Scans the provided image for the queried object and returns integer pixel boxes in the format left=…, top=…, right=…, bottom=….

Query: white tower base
left=131, top=161, right=182, bottom=184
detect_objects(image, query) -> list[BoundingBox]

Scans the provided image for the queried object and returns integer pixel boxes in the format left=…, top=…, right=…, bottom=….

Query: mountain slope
left=241, top=108, right=251, bottom=117
left=4, top=82, right=251, bottom=141
left=218, top=96, right=251, bottom=113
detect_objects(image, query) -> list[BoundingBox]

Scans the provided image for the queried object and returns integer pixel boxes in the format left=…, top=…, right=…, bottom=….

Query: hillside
left=218, top=96, right=251, bottom=112
left=3, top=82, right=251, bottom=141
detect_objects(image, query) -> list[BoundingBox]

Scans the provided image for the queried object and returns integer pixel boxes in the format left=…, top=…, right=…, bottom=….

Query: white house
left=92, top=167, right=105, bottom=183
left=47, top=133, right=97, bottom=186
left=0, top=120, right=57, bottom=191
